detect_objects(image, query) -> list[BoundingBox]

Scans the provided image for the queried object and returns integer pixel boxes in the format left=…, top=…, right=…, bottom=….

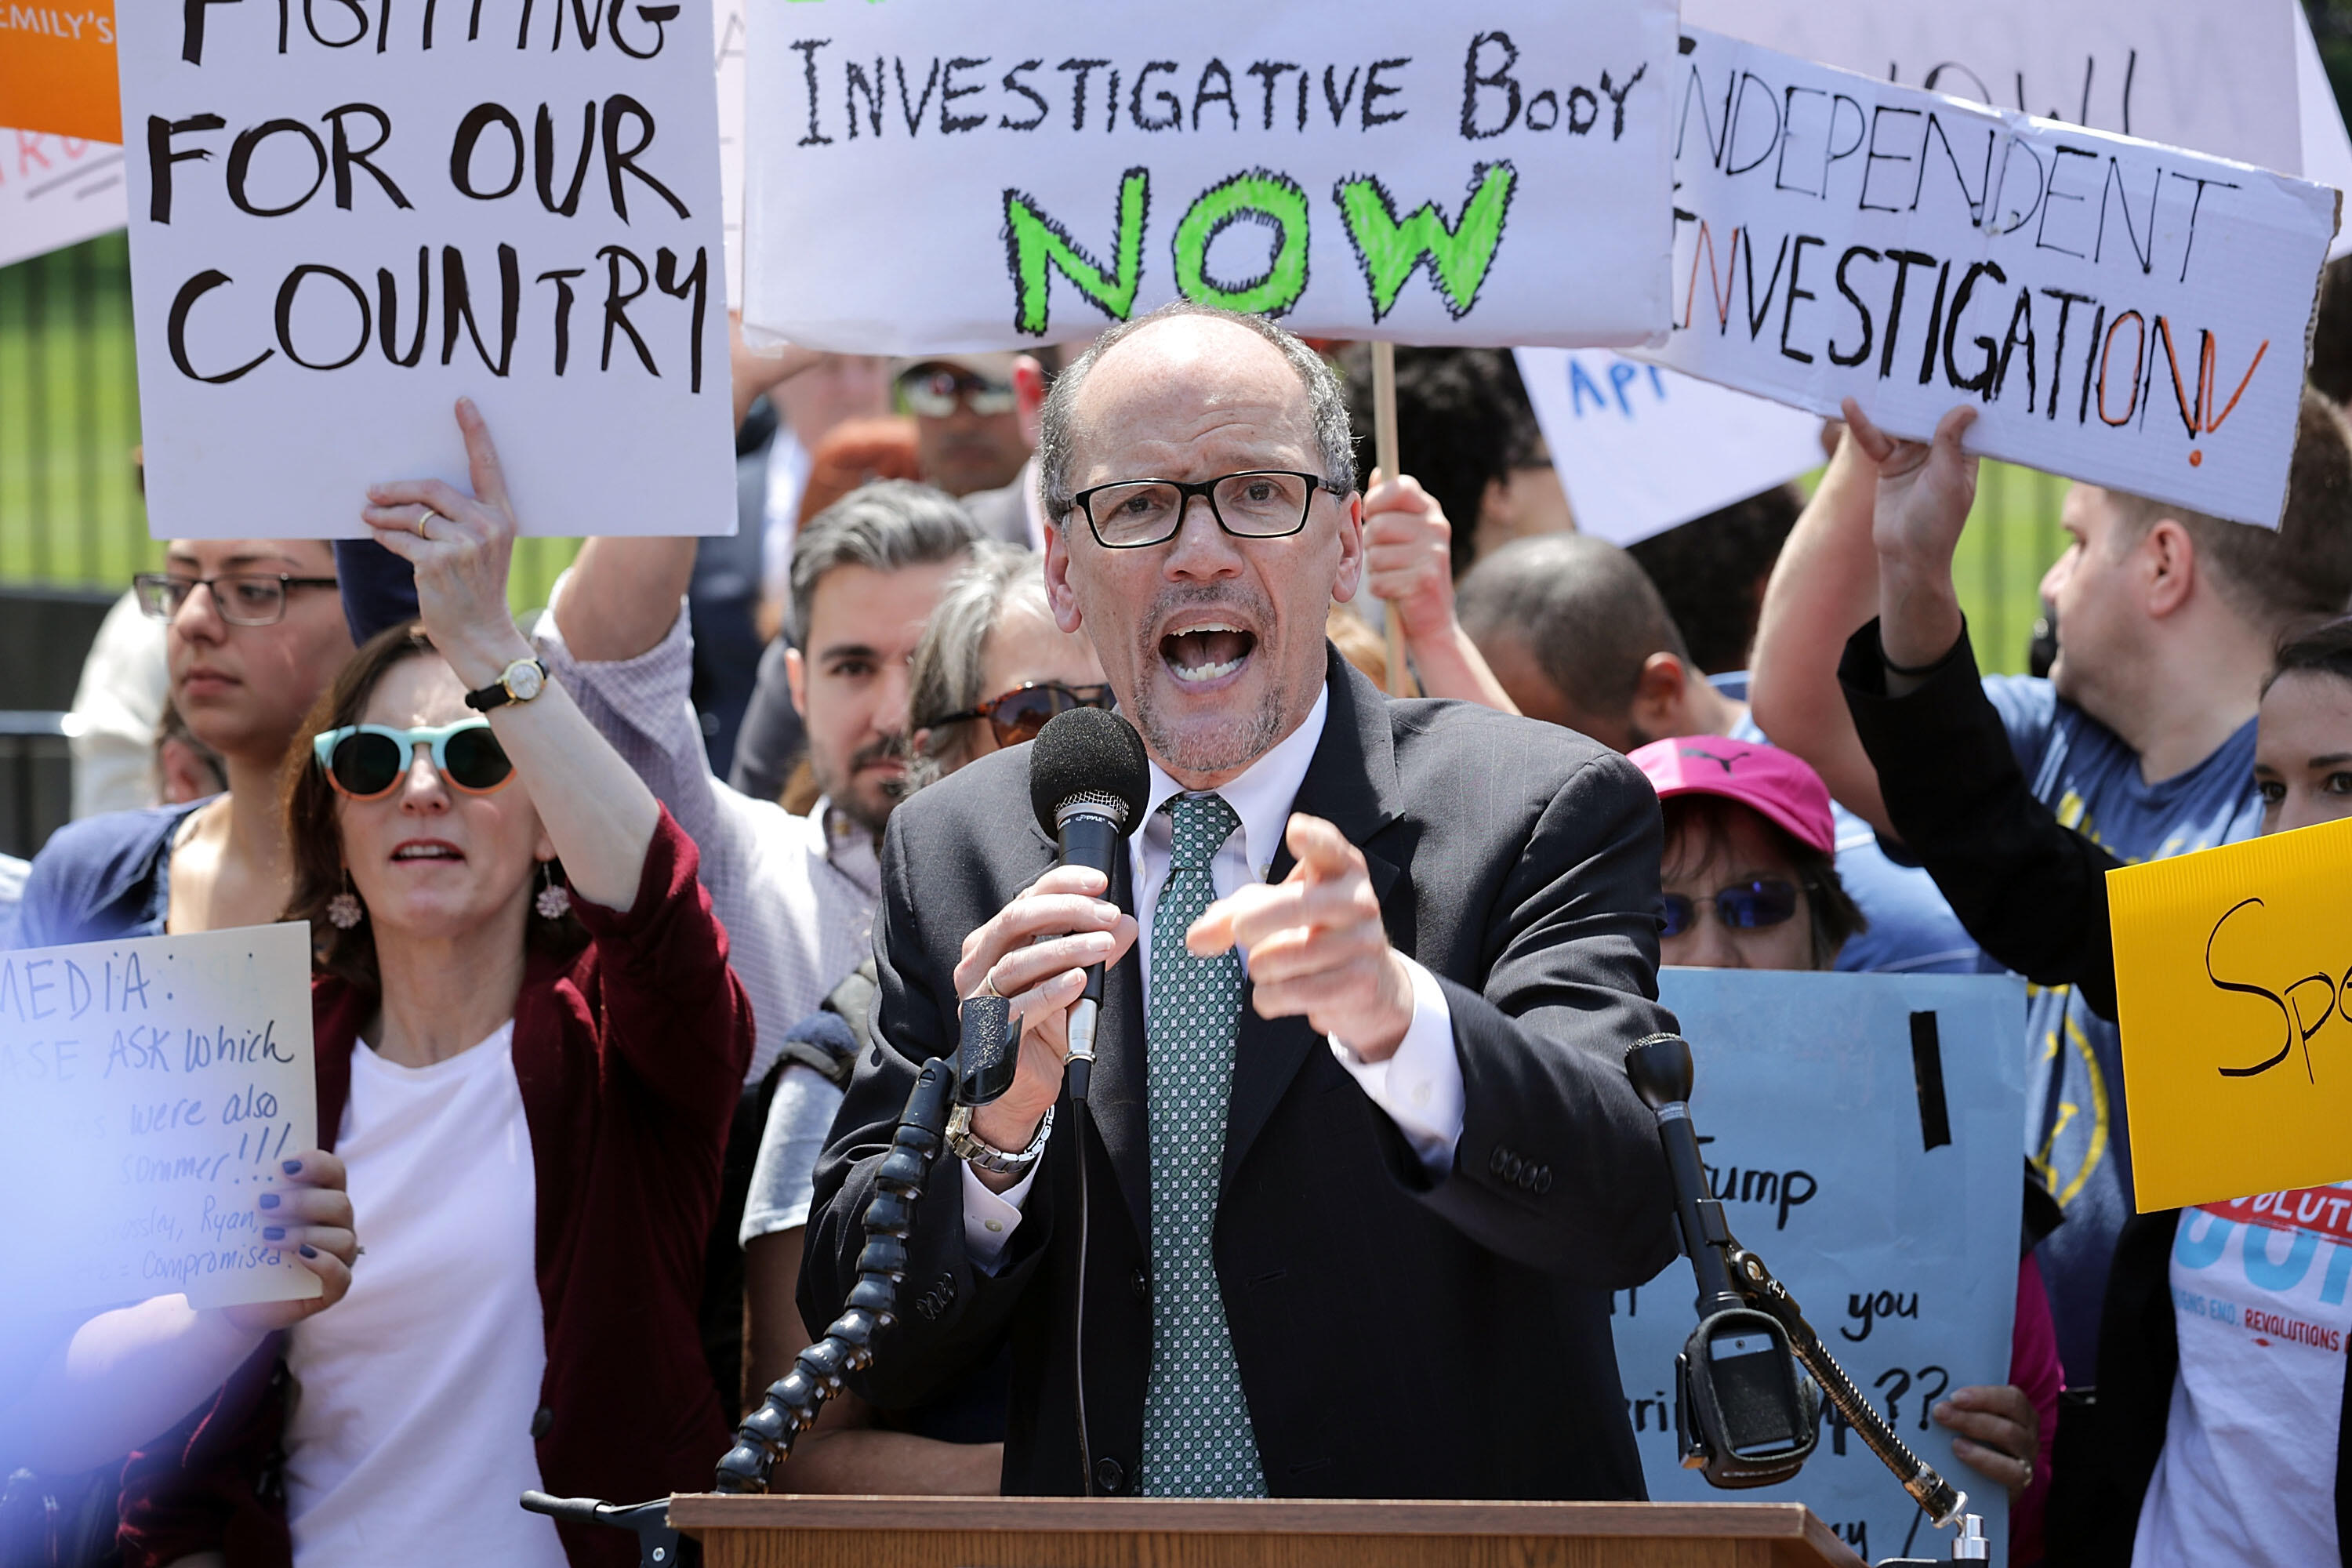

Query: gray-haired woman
left=904, top=542, right=1111, bottom=787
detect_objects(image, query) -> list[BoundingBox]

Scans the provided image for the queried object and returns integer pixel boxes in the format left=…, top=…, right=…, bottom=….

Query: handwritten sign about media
left=740, top=0, right=1676, bottom=354
left=1680, top=0, right=2302, bottom=179
left=2108, top=814, right=2352, bottom=1213
left=0, top=924, right=317, bottom=1314
left=117, top=1, right=735, bottom=540
left=1515, top=347, right=1821, bottom=546
left=1616, top=968, right=2026, bottom=1564
left=1, top=129, right=128, bottom=270
left=1646, top=29, right=2338, bottom=532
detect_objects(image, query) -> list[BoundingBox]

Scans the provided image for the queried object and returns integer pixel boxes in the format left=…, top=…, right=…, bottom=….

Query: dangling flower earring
left=326, top=870, right=365, bottom=931
left=534, top=862, right=572, bottom=921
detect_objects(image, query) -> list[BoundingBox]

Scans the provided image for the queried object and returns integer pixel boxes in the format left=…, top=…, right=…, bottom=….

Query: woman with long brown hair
left=120, top=404, right=752, bottom=1568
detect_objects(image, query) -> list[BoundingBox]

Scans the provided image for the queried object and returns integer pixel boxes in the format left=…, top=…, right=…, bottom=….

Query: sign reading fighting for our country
left=116, top=0, right=735, bottom=540
left=1646, top=29, right=2339, bottom=532
left=1616, top=969, right=2026, bottom=1565
left=1, top=129, right=129, bottom=270
left=1680, top=0, right=2303, bottom=179
left=2108, top=814, right=2352, bottom=1213
left=741, top=0, right=1678, bottom=354
left=1515, top=347, right=1823, bottom=546
left=0, top=924, right=318, bottom=1313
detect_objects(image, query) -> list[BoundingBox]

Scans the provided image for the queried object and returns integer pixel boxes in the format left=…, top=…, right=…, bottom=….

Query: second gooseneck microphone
left=1026, top=706, right=1152, bottom=1104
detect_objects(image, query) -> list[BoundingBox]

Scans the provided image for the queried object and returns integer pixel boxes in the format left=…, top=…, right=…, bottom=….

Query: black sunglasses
left=927, top=682, right=1114, bottom=748
left=1661, top=878, right=1802, bottom=938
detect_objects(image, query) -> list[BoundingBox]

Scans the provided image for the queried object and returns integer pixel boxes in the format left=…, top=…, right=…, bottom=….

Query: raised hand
left=1187, top=813, right=1413, bottom=1060
left=1841, top=397, right=1978, bottom=674
left=359, top=397, right=535, bottom=691
left=1359, top=470, right=1457, bottom=643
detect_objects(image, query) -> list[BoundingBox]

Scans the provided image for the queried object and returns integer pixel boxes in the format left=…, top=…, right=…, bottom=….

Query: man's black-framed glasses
left=132, top=572, right=340, bottom=626
left=1071, top=470, right=1325, bottom=550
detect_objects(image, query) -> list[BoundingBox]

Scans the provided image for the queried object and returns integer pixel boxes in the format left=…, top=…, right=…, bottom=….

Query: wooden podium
left=670, top=1495, right=1868, bottom=1568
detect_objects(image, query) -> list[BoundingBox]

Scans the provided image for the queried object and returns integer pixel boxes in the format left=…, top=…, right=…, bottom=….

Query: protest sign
left=1679, top=0, right=2302, bottom=179
left=2108, top=814, right=2352, bottom=1213
left=1515, top=348, right=1821, bottom=546
left=0, top=924, right=318, bottom=1313
left=1616, top=968, right=2026, bottom=1564
left=0, top=129, right=127, bottom=270
left=1644, top=30, right=2338, bottom=532
left=2296, top=4, right=2352, bottom=263
left=116, top=1, right=736, bottom=541
left=0, top=2, right=118, bottom=143
left=740, top=0, right=1677, bottom=354
left=713, top=0, right=744, bottom=306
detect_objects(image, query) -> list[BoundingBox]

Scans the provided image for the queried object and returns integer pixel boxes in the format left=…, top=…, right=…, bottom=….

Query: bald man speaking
left=800, top=305, right=1676, bottom=1501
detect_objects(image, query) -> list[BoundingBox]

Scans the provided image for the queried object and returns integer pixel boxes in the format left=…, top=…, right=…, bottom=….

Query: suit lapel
left=1218, top=651, right=1408, bottom=1199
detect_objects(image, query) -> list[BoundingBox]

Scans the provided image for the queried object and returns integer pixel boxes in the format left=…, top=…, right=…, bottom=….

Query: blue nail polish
left=299, top=1244, right=318, bottom=1258
left=282, top=1160, right=303, bottom=1175
left=259, top=1192, right=280, bottom=1209
left=263, top=1226, right=285, bottom=1241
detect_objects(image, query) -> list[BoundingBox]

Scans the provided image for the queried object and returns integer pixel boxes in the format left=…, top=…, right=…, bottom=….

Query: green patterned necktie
left=1138, top=792, right=1267, bottom=1497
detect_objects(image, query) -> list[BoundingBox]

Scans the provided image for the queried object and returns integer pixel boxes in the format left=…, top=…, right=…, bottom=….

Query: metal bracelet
left=947, top=1102, right=1054, bottom=1176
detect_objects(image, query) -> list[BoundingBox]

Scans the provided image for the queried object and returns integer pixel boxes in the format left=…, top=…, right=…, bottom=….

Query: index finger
left=455, top=397, right=513, bottom=516
left=1839, top=397, right=1896, bottom=463
left=1283, top=813, right=1363, bottom=881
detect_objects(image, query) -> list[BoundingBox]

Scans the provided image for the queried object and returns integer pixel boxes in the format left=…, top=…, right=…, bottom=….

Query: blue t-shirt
left=1715, top=674, right=1980, bottom=976
left=1981, top=675, right=2262, bottom=1384
left=9, top=801, right=203, bottom=952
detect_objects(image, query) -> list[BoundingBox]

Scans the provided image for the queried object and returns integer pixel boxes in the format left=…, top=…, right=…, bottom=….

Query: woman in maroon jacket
left=120, top=403, right=753, bottom=1568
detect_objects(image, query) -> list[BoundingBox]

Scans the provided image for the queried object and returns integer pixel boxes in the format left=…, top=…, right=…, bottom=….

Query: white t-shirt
left=283, top=1022, right=566, bottom=1568
left=2134, top=1183, right=2352, bottom=1567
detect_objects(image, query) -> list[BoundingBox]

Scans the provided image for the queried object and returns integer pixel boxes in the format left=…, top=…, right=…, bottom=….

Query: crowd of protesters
left=2, top=287, right=2349, bottom=1568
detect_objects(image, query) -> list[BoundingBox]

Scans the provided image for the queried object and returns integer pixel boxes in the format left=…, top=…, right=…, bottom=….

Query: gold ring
left=975, top=971, right=1002, bottom=1000
left=416, top=507, right=437, bottom=539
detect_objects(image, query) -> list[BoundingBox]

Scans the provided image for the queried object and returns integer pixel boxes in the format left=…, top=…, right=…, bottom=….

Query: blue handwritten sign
left=0, top=924, right=317, bottom=1312
left=1615, top=968, right=2027, bottom=1563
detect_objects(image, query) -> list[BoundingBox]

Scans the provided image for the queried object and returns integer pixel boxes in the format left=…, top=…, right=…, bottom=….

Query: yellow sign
left=2109, top=813, right=2352, bottom=1213
left=0, top=2, right=120, bottom=143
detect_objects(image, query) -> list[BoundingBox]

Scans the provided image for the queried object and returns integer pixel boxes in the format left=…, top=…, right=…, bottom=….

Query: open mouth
left=1160, top=622, right=1258, bottom=686
left=390, top=841, right=463, bottom=864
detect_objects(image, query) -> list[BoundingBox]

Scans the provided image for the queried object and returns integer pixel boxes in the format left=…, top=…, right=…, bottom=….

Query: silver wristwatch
left=946, top=1103, right=1054, bottom=1178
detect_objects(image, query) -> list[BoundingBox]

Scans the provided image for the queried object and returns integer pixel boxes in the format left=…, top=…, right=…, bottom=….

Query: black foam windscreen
left=1029, top=706, right=1151, bottom=840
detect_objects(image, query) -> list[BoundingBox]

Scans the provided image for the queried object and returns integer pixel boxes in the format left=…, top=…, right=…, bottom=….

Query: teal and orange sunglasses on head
left=313, top=720, right=517, bottom=800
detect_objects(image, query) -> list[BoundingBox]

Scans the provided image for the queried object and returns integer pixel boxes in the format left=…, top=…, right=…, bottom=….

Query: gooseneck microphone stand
left=1625, top=1033, right=1978, bottom=1561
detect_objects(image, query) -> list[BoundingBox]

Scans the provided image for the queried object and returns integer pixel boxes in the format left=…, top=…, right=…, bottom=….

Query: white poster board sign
left=1515, top=347, right=1822, bottom=545
left=1679, top=0, right=2303, bottom=179
left=1, top=129, right=128, bottom=269
left=713, top=0, right=745, bottom=306
left=0, top=924, right=318, bottom=1313
left=1646, top=29, right=2339, bottom=532
left=742, top=0, right=1678, bottom=353
left=117, top=2, right=736, bottom=540
left=1617, top=968, right=2027, bottom=1566
left=2296, top=5, right=2352, bottom=263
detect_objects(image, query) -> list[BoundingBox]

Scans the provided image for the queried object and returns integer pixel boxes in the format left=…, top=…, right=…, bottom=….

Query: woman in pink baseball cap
left=1630, top=735, right=2058, bottom=1564
left=1628, top=737, right=1865, bottom=971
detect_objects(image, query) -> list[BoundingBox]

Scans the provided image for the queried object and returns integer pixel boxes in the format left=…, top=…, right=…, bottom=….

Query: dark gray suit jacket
left=800, top=648, right=1679, bottom=1499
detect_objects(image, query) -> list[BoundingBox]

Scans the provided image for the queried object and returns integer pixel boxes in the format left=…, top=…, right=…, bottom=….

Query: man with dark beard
left=798, top=305, right=1677, bottom=1501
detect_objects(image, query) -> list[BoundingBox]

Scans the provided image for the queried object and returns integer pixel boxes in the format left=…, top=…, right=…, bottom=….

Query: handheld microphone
left=1027, top=707, right=1151, bottom=1104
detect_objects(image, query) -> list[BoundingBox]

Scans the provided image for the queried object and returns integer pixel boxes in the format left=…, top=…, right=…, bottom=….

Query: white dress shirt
left=963, top=684, right=1465, bottom=1264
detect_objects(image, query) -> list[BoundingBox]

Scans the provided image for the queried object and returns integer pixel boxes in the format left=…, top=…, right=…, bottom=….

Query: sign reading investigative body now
left=1650, top=29, right=2339, bottom=531
left=116, top=1, right=735, bottom=540
left=1616, top=968, right=2027, bottom=1564
left=743, top=0, right=1678, bottom=353
left=0, top=924, right=318, bottom=1313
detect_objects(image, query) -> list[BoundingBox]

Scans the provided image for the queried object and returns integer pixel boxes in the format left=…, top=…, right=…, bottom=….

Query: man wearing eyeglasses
left=895, top=352, right=1043, bottom=517
left=800, top=304, right=1679, bottom=1502
left=12, top=539, right=351, bottom=953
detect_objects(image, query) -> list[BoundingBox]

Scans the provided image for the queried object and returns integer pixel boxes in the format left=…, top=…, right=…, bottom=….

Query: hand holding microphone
left=949, top=709, right=1150, bottom=1186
